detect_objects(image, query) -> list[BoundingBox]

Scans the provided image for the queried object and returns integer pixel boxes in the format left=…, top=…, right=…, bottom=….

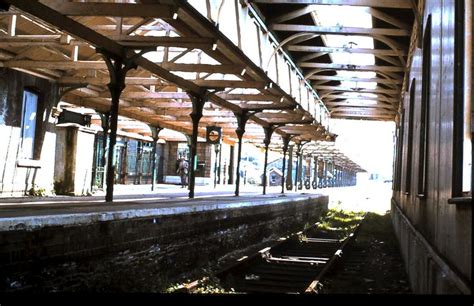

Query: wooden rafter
left=251, top=0, right=413, bottom=9
left=271, top=24, right=410, bottom=37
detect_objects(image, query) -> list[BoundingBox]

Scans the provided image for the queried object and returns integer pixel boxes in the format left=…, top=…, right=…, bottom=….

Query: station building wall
left=391, top=0, right=471, bottom=294
left=0, top=68, right=58, bottom=197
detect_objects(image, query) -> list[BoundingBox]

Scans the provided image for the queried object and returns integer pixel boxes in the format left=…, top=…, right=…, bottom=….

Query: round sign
left=208, top=130, right=220, bottom=142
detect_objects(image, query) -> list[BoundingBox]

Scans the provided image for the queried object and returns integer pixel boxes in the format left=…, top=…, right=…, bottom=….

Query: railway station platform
left=0, top=186, right=328, bottom=282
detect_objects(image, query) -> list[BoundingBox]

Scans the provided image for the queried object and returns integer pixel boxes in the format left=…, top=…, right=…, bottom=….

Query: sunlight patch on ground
left=319, top=182, right=393, bottom=215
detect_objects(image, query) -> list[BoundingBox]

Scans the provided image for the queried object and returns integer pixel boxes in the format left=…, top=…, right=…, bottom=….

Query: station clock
left=206, top=126, right=222, bottom=144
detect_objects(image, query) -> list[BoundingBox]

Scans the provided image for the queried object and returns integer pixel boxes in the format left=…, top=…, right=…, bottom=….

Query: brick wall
left=164, top=141, right=212, bottom=177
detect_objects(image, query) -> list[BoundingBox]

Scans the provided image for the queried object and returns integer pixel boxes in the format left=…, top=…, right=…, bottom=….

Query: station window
left=451, top=0, right=472, bottom=200
left=417, top=15, right=431, bottom=199
left=405, top=79, right=416, bottom=194
left=20, top=89, right=39, bottom=159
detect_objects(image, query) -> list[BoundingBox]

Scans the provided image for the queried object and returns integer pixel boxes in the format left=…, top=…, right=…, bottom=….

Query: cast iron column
left=323, top=160, right=328, bottom=188
left=214, top=144, right=220, bottom=188
left=149, top=125, right=162, bottom=191
left=286, top=144, right=294, bottom=190
left=262, top=126, right=274, bottom=195
left=99, top=50, right=140, bottom=202
left=218, top=142, right=222, bottom=184
left=98, top=112, right=110, bottom=189
left=281, top=136, right=290, bottom=194
left=187, top=93, right=206, bottom=199
left=234, top=110, right=250, bottom=196
left=294, top=142, right=302, bottom=192
left=312, top=156, right=318, bottom=189
left=228, top=145, right=234, bottom=185
left=297, top=149, right=304, bottom=190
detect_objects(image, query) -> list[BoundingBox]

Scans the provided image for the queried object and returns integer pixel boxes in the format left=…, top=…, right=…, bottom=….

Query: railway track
left=180, top=209, right=366, bottom=294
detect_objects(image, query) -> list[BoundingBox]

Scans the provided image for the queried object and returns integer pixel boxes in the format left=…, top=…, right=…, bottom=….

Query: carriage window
left=417, top=15, right=431, bottom=199
left=405, top=79, right=416, bottom=194
left=20, top=90, right=38, bottom=159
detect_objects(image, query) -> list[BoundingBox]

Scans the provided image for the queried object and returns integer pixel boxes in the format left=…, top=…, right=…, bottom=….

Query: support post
left=262, top=125, right=275, bottom=195
left=294, top=142, right=302, bottom=192
left=187, top=93, right=206, bottom=199
left=234, top=110, right=250, bottom=196
left=184, top=134, right=192, bottom=191
left=218, top=142, right=222, bottom=184
left=305, top=155, right=311, bottom=189
left=297, top=149, right=304, bottom=190
left=99, top=50, right=140, bottom=202
left=149, top=125, right=162, bottom=191
left=214, top=144, right=220, bottom=188
left=281, top=136, right=290, bottom=194
left=286, top=145, right=294, bottom=190
left=228, top=145, right=234, bottom=185
left=312, top=155, right=318, bottom=189
left=98, top=112, right=110, bottom=189
left=323, top=160, right=328, bottom=188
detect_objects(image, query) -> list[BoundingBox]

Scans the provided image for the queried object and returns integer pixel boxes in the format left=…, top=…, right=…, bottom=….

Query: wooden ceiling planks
left=250, top=0, right=415, bottom=121
left=0, top=0, right=331, bottom=146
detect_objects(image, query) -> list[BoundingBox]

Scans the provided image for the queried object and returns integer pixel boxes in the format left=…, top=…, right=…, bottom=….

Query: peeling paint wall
left=0, top=68, right=58, bottom=197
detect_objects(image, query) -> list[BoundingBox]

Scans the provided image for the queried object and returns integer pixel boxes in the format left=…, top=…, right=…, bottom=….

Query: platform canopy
left=250, top=0, right=416, bottom=121
left=269, top=140, right=365, bottom=172
left=0, top=0, right=342, bottom=149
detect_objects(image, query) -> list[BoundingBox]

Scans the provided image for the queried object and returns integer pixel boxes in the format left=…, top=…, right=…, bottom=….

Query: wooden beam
left=113, top=36, right=214, bottom=49
left=256, top=112, right=302, bottom=119
left=192, top=79, right=265, bottom=89
left=315, top=86, right=399, bottom=95
left=374, top=54, right=402, bottom=66
left=270, top=5, right=315, bottom=23
left=363, top=7, right=411, bottom=30
left=235, top=103, right=294, bottom=110
left=100, top=91, right=191, bottom=99
left=0, top=60, right=107, bottom=70
left=58, top=76, right=167, bottom=86
left=327, top=103, right=395, bottom=110
left=308, top=75, right=402, bottom=84
left=217, top=93, right=279, bottom=101
left=323, top=94, right=398, bottom=103
left=251, top=0, right=413, bottom=9
left=297, top=52, right=327, bottom=64
left=41, top=1, right=175, bottom=18
left=271, top=24, right=410, bottom=37
left=301, top=62, right=405, bottom=72
left=286, top=45, right=406, bottom=56
left=330, top=106, right=397, bottom=113
left=160, top=63, right=244, bottom=74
